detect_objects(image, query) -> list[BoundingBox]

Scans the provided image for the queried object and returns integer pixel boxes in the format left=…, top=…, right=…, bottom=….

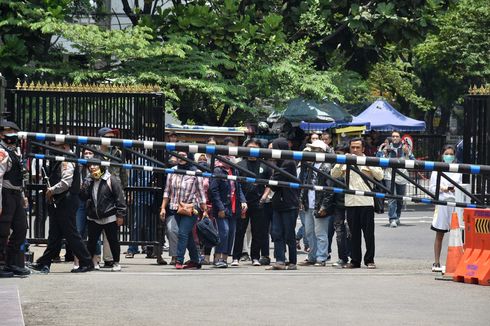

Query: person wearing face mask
left=209, top=146, right=247, bottom=268
left=73, top=149, right=102, bottom=269
left=429, top=145, right=462, bottom=272
left=30, top=140, right=94, bottom=273
left=97, top=127, right=127, bottom=268
left=160, top=152, right=208, bottom=269
left=0, top=120, right=30, bottom=277
left=80, top=163, right=126, bottom=271
left=383, top=131, right=415, bottom=228
left=267, top=137, right=300, bottom=271
left=232, top=139, right=272, bottom=266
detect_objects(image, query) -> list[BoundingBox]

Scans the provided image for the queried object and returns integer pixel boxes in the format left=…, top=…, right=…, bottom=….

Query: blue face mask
left=443, top=154, right=455, bottom=163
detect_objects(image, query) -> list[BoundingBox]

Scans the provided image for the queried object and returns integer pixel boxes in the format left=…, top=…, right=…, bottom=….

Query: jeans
left=271, top=209, right=298, bottom=265
left=174, top=212, right=199, bottom=264
left=166, top=214, right=179, bottom=257
left=346, top=206, right=375, bottom=267
left=215, top=207, right=237, bottom=255
left=315, top=215, right=333, bottom=262
left=333, top=207, right=349, bottom=262
left=385, top=181, right=406, bottom=221
left=303, top=209, right=317, bottom=262
left=75, top=199, right=101, bottom=256
left=296, top=209, right=309, bottom=247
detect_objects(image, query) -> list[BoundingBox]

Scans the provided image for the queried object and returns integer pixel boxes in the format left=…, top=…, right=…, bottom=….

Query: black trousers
left=36, top=194, right=92, bottom=267
left=87, top=220, right=120, bottom=263
left=333, top=207, right=350, bottom=262
left=233, top=204, right=271, bottom=260
left=346, top=206, right=375, bottom=267
left=0, top=189, right=28, bottom=267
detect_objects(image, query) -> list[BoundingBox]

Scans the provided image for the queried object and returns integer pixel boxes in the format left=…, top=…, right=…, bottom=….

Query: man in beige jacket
left=331, top=137, right=384, bottom=269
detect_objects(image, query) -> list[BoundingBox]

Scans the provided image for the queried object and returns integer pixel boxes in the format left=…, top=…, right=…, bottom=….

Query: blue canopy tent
left=355, top=99, right=426, bottom=131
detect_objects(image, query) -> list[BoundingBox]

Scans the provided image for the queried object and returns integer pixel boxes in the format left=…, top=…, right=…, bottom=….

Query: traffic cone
left=444, top=212, right=464, bottom=276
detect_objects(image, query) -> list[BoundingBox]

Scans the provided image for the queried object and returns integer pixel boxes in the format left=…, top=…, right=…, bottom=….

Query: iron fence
left=5, top=86, right=165, bottom=246
left=463, top=94, right=490, bottom=205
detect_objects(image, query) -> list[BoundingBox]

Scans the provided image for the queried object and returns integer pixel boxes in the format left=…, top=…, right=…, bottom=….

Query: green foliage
left=2, top=0, right=486, bottom=129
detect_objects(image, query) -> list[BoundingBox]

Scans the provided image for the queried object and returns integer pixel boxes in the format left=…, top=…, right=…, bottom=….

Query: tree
left=415, top=0, right=490, bottom=133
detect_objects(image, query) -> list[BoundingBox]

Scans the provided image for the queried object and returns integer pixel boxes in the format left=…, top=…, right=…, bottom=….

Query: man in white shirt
left=331, top=138, right=384, bottom=269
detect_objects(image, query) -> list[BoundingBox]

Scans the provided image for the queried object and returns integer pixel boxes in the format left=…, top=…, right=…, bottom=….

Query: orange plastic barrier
left=453, top=208, right=490, bottom=286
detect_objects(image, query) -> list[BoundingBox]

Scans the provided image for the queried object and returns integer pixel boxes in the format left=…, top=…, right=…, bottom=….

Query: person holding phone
left=429, top=145, right=462, bottom=272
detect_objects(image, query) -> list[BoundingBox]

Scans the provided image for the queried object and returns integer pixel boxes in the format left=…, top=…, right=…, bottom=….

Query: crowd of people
left=0, top=122, right=464, bottom=277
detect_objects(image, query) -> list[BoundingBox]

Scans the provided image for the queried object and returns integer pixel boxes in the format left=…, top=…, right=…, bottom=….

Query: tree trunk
left=217, top=104, right=230, bottom=126
left=436, top=106, right=451, bottom=135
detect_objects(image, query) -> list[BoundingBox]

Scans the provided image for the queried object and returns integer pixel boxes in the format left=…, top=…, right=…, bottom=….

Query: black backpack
left=196, top=216, right=220, bottom=247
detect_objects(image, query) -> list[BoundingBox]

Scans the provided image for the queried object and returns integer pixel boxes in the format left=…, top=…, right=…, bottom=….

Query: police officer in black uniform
left=30, top=140, right=94, bottom=273
left=0, top=120, right=30, bottom=277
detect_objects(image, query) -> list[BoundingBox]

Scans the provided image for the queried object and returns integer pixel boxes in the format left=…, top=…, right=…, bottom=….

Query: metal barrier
left=21, top=131, right=490, bottom=209
left=30, top=154, right=488, bottom=209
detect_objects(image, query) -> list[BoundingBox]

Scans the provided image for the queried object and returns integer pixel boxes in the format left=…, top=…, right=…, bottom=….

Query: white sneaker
left=390, top=220, right=398, bottom=228
left=396, top=219, right=401, bottom=225
left=231, top=259, right=239, bottom=266
left=111, top=263, right=121, bottom=272
left=252, top=259, right=261, bottom=266
left=94, top=264, right=100, bottom=270
left=73, top=265, right=79, bottom=270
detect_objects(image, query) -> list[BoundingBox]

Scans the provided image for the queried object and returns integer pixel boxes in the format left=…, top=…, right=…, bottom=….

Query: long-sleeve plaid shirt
left=163, top=172, right=206, bottom=210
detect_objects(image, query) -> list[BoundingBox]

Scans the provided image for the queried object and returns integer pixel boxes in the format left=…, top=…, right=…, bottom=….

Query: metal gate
left=5, top=82, right=165, bottom=246
left=464, top=88, right=490, bottom=205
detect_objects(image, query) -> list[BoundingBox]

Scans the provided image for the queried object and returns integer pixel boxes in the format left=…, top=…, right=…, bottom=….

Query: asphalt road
left=2, top=208, right=489, bottom=326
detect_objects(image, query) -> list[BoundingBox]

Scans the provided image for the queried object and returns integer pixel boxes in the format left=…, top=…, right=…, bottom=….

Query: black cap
left=0, top=120, right=20, bottom=132
left=97, top=127, right=119, bottom=137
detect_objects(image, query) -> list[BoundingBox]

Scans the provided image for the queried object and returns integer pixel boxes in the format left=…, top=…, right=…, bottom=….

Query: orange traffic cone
left=444, top=212, right=464, bottom=276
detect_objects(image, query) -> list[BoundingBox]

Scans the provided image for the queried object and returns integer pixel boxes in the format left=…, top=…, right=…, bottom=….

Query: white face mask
left=84, top=153, right=94, bottom=159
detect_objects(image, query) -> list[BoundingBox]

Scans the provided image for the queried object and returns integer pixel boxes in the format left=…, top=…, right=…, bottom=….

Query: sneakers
left=183, top=261, right=202, bottom=270
left=94, top=264, right=100, bottom=270
left=432, top=263, right=443, bottom=272
left=156, top=256, right=168, bottom=265
left=71, top=265, right=94, bottom=273
left=366, top=263, right=376, bottom=269
left=29, top=263, right=50, bottom=274
left=332, top=259, right=347, bottom=268
left=175, top=262, right=184, bottom=269
left=390, top=220, right=398, bottom=228
left=396, top=219, right=401, bottom=225
left=314, top=261, right=326, bottom=267
left=111, top=263, right=121, bottom=272
left=259, top=256, right=271, bottom=266
left=125, top=252, right=135, bottom=259
left=286, top=264, right=297, bottom=270
left=252, top=259, right=261, bottom=266
left=214, top=260, right=228, bottom=268
left=231, top=259, right=239, bottom=267
left=239, top=253, right=250, bottom=262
